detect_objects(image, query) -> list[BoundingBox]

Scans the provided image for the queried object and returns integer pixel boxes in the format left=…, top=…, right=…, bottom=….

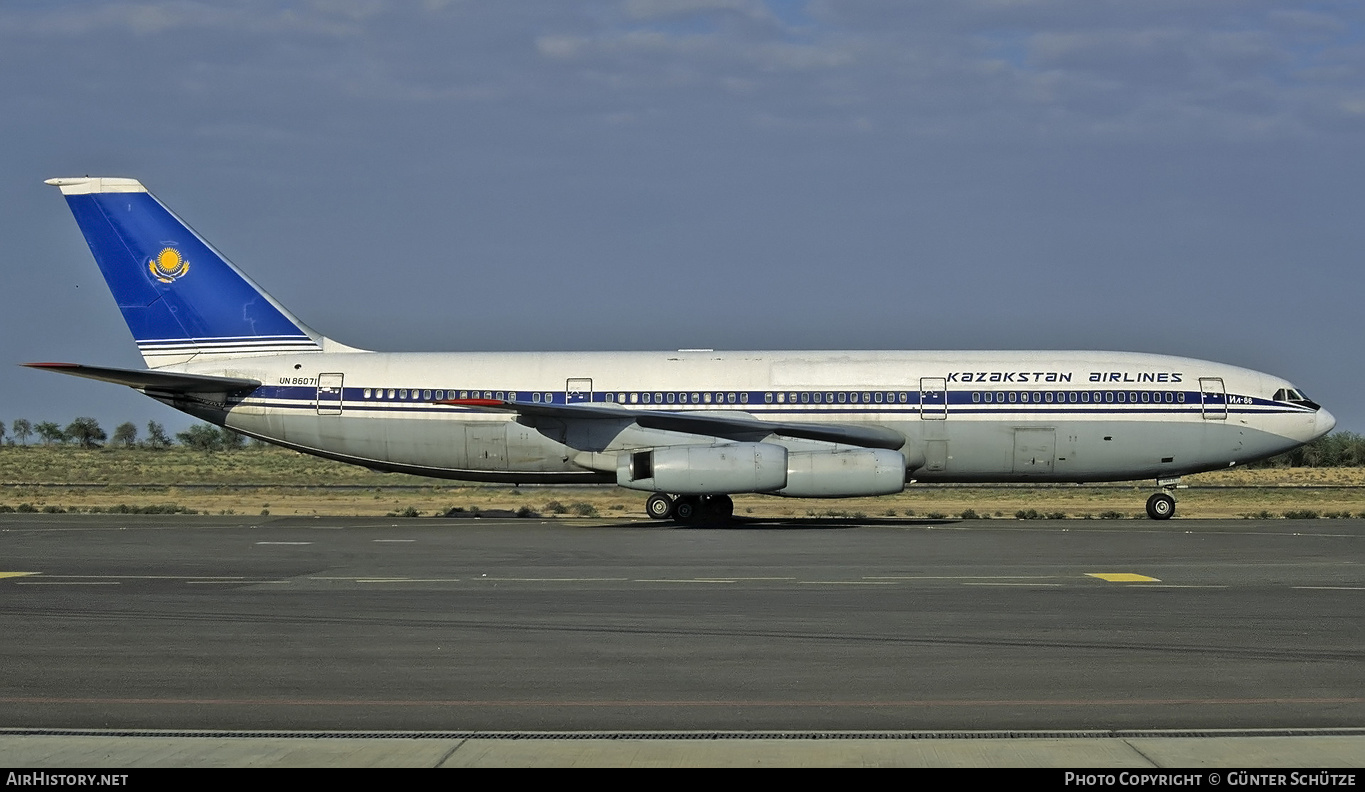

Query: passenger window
left=532, top=393, right=541, bottom=403
left=838, top=392, right=847, bottom=403
left=813, top=392, right=822, bottom=404
left=777, top=393, right=785, bottom=403
left=1008, top=391, right=1017, bottom=403
left=656, top=392, right=664, bottom=404
left=1129, top=392, right=1137, bottom=403
left=1141, top=392, right=1150, bottom=403
left=399, top=389, right=408, bottom=399
left=1177, top=392, right=1185, bottom=403
left=630, top=393, right=639, bottom=403
left=874, top=392, right=883, bottom=403
left=1045, top=391, right=1053, bottom=403
left=704, top=393, right=713, bottom=404
left=728, top=393, right=736, bottom=404
left=765, top=393, right=773, bottom=404
left=740, top=392, right=749, bottom=404
left=972, top=392, right=981, bottom=403
left=800, top=392, right=809, bottom=404
left=422, top=389, right=431, bottom=400
left=363, top=389, right=371, bottom=398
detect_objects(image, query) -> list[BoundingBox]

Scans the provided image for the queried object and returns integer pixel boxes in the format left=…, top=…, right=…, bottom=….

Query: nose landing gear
left=1145, top=491, right=1176, bottom=520
left=1146, top=478, right=1180, bottom=520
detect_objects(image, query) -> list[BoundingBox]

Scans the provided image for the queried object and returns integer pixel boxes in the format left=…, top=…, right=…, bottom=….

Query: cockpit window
left=1276, top=387, right=1320, bottom=409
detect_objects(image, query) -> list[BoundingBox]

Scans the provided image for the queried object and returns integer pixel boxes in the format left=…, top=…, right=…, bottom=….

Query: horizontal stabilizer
left=23, top=362, right=261, bottom=393
left=438, top=398, right=906, bottom=450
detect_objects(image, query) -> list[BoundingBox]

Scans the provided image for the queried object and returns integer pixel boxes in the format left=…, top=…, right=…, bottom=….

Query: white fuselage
left=160, top=348, right=1331, bottom=487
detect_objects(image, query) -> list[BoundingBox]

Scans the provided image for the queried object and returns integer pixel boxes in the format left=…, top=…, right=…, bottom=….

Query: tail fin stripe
left=138, top=335, right=316, bottom=346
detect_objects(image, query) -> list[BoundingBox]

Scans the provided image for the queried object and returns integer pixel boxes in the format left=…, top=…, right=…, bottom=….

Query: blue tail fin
left=47, top=177, right=327, bottom=366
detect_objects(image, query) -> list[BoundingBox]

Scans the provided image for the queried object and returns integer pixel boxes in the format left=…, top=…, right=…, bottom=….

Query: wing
left=438, top=398, right=906, bottom=450
left=23, top=362, right=261, bottom=393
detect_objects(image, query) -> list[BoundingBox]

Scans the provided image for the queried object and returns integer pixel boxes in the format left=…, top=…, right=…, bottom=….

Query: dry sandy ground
left=2, top=448, right=1362, bottom=519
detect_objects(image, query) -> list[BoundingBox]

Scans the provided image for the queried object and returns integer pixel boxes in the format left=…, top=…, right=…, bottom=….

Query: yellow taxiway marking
left=1086, top=573, right=1161, bottom=583
left=0, top=572, right=40, bottom=580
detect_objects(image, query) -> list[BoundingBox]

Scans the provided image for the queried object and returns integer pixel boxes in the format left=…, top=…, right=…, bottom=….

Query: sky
left=2, top=0, right=1363, bottom=437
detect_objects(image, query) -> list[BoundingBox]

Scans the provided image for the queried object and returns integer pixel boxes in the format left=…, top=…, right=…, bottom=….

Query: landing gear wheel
left=707, top=494, right=734, bottom=521
left=673, top=496, right=700, bottom=523
left=645, top=493, right=675, bottom=520
left=1146, top=492, right=1176, bottom=520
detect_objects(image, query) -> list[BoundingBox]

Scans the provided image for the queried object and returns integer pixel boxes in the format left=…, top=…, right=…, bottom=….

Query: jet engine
left=617, top=443, right=907, bottom=498
left=617, top=442, right=788, bottom=494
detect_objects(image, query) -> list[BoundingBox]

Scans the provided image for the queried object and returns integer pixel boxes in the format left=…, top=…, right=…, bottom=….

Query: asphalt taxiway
left=1, top=514, right=1360, bottom=766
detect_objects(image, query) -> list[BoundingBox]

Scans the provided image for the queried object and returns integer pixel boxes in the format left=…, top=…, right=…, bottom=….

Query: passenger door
left=920, top=377, right=947, bottom=420
left=316, top=373, right=343, bottom=415
left=566, top=378, right=593, bottom=405
left=1200, top=377, right=1227, bottom=420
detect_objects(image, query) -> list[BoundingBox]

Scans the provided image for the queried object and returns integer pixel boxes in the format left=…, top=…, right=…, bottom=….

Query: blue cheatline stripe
left=232, top=384, right=1310, bottom=418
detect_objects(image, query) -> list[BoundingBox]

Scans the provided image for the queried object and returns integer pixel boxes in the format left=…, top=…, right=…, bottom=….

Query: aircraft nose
left=1314, top=407, right=1337, bottom=439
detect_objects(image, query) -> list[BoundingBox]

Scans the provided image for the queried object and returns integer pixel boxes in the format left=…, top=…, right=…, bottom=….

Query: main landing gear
left=645, top=493, right=735, bottom=525
left=1145, top=478, right=1180, bottom=520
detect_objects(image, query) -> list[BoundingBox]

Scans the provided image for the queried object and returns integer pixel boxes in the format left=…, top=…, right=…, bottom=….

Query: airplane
left=28, top=176, right=1335, bottom=522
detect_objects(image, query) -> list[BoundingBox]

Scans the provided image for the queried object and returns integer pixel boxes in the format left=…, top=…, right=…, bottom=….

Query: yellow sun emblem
left=148, top=247, right=190, bottom=283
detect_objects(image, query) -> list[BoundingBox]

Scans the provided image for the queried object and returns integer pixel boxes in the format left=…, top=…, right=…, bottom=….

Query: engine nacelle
left=618, top=443, right=788, bottom=494
left=777, top=449, right=906, bottom=497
